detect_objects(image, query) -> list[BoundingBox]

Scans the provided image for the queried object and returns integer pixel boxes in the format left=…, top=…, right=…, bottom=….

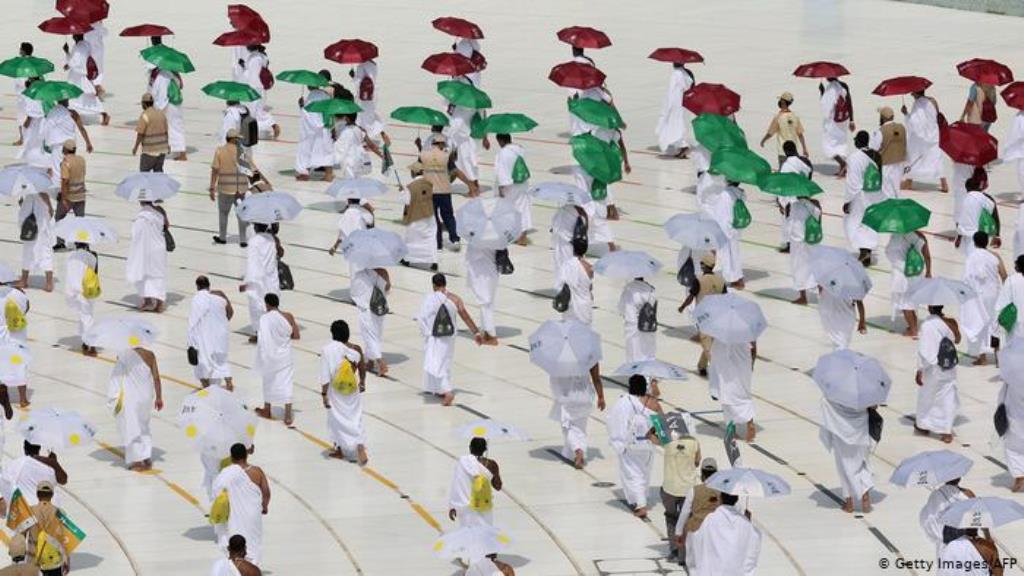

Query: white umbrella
left=693, top=294, right=767, bottom=344
left=237, top=191, right=304, bottom=224
left=114, top=172, right=181, bottom=202
left=456, top=197, right=523, bottom=249
left=0, top=341, right=31, bottom=383
left=664, top=213, right=728, bottom=251
left=82, top=317, right=158, bottom=350
left=0, top=264, right=18, bottom=285
left=529, top=182, right=590, bottom=206
left=433, top=525, right=512, bottom=562
left=457, top=420, right=530, bottom=441
left=594, top=250, right=663, bottom=279
left=340, top=228, right=407, bottom=269
left=809, top=245, right=873, bottom=301
left=705, top=467, right=791, bottom=498
left=18, top=408, right=96, bottom=450
left=0, top=164, right=52, bottom=197
left=326, top=177, right=389, bottom=200
left=889, top=450, right=974, bottom=488
left=528, top=319, right=602, bottom=377
left=940, top=497, right=1024, bottom=529
left=998, top=337, right=1024, bottom=384
left=907, top=277, right=976, bottom=307
left=611, top=359, right=688, bottom=381
left=54, top=216, right=118, bottom=246
left=812, top=350, right=891, bottom=410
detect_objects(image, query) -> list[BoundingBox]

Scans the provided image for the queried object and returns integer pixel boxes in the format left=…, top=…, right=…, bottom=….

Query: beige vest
left=420, top=148, right=451, bottom=195
left=137, top=107, right=169, bottom=155
left=683, top=484, right=721, bottom=534
left=879, top=122, right=907, bottom=165
left=662, top=436, right=700, bottom=497
left=696, top=272, right=726, bottom=303
left=213, top=144, right=247, bottom=195
left=60, top=154, right=87, bottom=203
left=404, top=177, right=435, bottom=224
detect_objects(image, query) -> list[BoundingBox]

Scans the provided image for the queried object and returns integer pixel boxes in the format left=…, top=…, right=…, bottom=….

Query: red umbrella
left=872, top=76, right=932, bottom=97
left=38, top=16, right=93, bottom=36
left=227, top=4, right=270, bottom=43
left=939, top=119, right=999, bottom=166
left=557, top=26, right=611, bottom=49
left=1001, top=82, right=1024, bottom=110
left=648, top=47, right=704, bottom=65
left=792, top=61, right=850, bottom=78
left=683, top=83, right=741, bottom=116
left=120, top=24, right=174, bottom=37
left=421, top=52, right=476, bottom=77
left=548, top=62, right=606, bottom=90
left=213, top=30, right=262, bottom=47
left=431, top=17, right=484, bottom=40
left=324, top=39, right=379, bottom=64
left=957, top=59, right=1013, bottom=85
left=56, top=0, right=109, bottom=24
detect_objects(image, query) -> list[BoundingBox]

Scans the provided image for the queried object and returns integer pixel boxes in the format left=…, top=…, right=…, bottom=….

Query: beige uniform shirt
left=60, top=153, right=87, bottom=203
left=404, top=177, right=435, bottom=224
left=136, top=107, right=170, bottom=155
left=663, top=436, right=701, bottom=497
left=419, top=148, right=452, bottom=195
left=212, top=144, right=247, bottom=196
left=767, top=110, right=804, bottom=155
left=879, top=121, right=907, bottom=165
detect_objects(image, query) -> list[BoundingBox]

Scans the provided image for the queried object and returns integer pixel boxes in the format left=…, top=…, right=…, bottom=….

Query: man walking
left=132, top=93, right=169, bottom=172
left=209, top=129, right=251, bottom=246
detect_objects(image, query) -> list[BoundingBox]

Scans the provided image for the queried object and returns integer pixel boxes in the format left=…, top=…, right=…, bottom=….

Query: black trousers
left=661, top=488, right=686, bottom=560
left=140, top=153, right=166, bottom=173
left=433, top=194, right=459, bottom=248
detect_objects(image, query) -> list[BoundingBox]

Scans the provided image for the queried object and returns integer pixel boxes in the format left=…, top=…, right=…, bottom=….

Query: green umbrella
left=483, top=113, right=538, bottom=134
left=693, top=113, right=747, bottom=152
left=570, top=133, right=623, bottom=184
left=0, top=56, right=54, bottom=79
left=756, top=172, right=823, bottom=197
left=201, top=81, right=260, bottom=102
left=140, top=45, right=195, bottom=74
left=862, top=198, right=932, bottom=233
left=276, top=69, right=329, bottom=88
left=23, top=81, right=82, bottom=102
left=709, top=147, right=771, bottom=185
left=305, top=98, right=362, bottom=115
left=437, top=80, right=492, bottom=109
left=567, top=98, right=624, bottom=130
left=390, top=106, right=449, bottom=127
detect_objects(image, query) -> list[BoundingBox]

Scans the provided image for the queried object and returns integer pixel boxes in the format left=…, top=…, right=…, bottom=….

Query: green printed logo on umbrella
left=756, top=172, right=822, bottom=197
left=692, top=113, right=747, bottom=152
left=276, top=69, right=329, bottom=88
left=862, top=198, right=931, bottom=233
left=201, top=81, right=260, bottom=102
left=437, top=80, right=492, bottom=109
left=709, top=147, right=771, bottom=185
left=390, top=106, right=450, bottom=127
left=140, top=45, right=195, bottom=74
left=0, top=56, right=55, bottom=79
left=568, top=98, right=624, bottom=130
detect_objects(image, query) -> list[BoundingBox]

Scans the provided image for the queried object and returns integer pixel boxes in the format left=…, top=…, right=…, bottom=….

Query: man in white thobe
left=870, top=107, right=906, bottom=200
left=957, top=182, right=999, bottom=257
left=209, top=534, right=261, bottom=576
left=915, top=307, right=961, bottom=443
left=17, top=79, right=49, bottom=168
left=41, top=102, right=92, bottom=187
left=241, top=224, right=279, bottom=341
left=687, top=493, right=762, bottom=576
left=149, top=67, right=187, bottom=161
left=334, top=115, right=379, bottom=179
left=446, top=102, right=484, bottom=194
left=820, top=78, right=854, bottom=176
left=295, top=79, right=334, bottom=181
left=550, top=364, right=605, bottom=469
left=608, top=376, right=659, bottom=517
left=551, top=204, right=587, bottom=274
left=920, top=478, right=975, bottom=555
left=125, top=202, right=168, bottom=312
left=710, top=338, right=758, bottom=442
left=352, top=60, right=390, bottom=146
left=785, top=195, right=821, bottom=304
left=253, top=294, right=299, bottom=426
left=466, top=244, right=500, bottom=346
left=618, top=278, right=657, bottom=362
left=937, top=531, right=997, bottom=576
left=241, top=46, right=279, bottom=138
left=886, top=231, right=930, bottom=338
left=702, top=183, right=745, bottom=288
left=818, top=284, right=867, bottom=350
left=107, top=347, right=163, bottom=471
left=220, top=101, right=248, bottom=145
left=902, top=91, right=947, bottom=192
left=454, top=38, right=484, bottom=87
left=777, top=142, right=813, bottom=251
left=321, top=320, right=368, bottom=465
left=559, top=245, right=594, bottom=326
left=419, top=274, right=483, bottom=406
left=350, top=266, right=390, bottom=377
left=65, top=35, right=108, bottom=125
left=17, top=190, right=55, bottom=292
left=448, top=437, right=502, bottom=529
left=0, top=442, right=67, bottom=508
left=399, top=167, right=438, bottom=270
left=83, top=21, right=107, bottom=91
left=820, top=398, right=874, bottom=513
left=0, top=287, right=30, bottom=407
left=996, top=257, right=1024, bottom=338
left=64, top=244, right=98, bottom=356
left=213, top=444, right=270, bottom=567
left=844, top=131, right=881, bottom=264
left=962, top=232, right=1006, bottom=365
left=494, top=134, right=532, bottom=244
left=188, top=276, right=234, bottom=389
left=998, top=353, right=1024, bottom=492
left=656, top=64, right=694, bottom=157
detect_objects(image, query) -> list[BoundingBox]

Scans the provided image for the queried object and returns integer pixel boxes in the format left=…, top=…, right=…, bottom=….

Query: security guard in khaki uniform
left=678, top=252, right=727, bottom=376
left=53, top=140, right=87, bottom=250
left=0, top=534, right=37, bottom=576
left=209, top=128, right=251, bottom=246
left=132, top=93, right=170, bottom=172
left=28, top=481, right=67, bottom=576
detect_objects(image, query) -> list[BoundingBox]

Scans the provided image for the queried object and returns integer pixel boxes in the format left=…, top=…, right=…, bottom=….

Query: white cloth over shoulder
left=448, top=454, right=493, bottom=527
left=213, top=463, right=264, bottom=566
left=920, top=484, right=970, bottom=553
left=656, top=67, right=693, bottom=153
left=125, top=205, right=167, bottom=301
left=321, top=341, right=365, bottom=452
left=820, top=80, right=848, bottom=159
left=618, top=280, right=656, bottom=361
left=819, top=399, right=874, bottom=500
left=209, top=558, right=242, bottom=576
left=188, top=290, right=232, bottom=381
left=607, top=394, right=655, bottom=508
left=906, top=97, right=944, bottom=180
left=559, top=258, right=593, bottom=325
left=843, top=148, right=880, bottom=251
left=916, top=315, right=959, bottom=434
left=710, top=340, right=755, bottom=425
left=107, top=349, right=155, bottom=464
left=688, top=505, right=762, bottom=576
left=18, top=192, right=55, bottom=273
left=419, top=291, right=457, bottom=394
left=255, top=310, right=294, bottom=405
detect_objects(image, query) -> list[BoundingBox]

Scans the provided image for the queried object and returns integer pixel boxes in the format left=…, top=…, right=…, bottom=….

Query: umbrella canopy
left=140, top=45, right=194, bottom=74
left=340, top=228, right=407, bottom=269
left=693, top=293, right=767, bottom=344
left=528, top=319, right=602, bottom=377
left=998, top=337, right=1024, bottom=385
left=57, top=0, right=109, bottom=23
left=957, top=58, right=1014, bottom=86
left=648, top=47, right=704, bottom=64
left=757, top=172, right=823, bottom=197
left=1001, top=82, right=1024, bottom=110
left=692, top=114, right=747, bottom=152
left=213, top=30, right=262, bottom=47
left=18, top=408, right=96, bottom=450
left=907, top=277, right=976, bottom=307
left=482, top=113, right=537, bottom=134
left=548, top=62, right=606, bottom=90
left=421, top=52, right=476, bottom=77
left=456, top=197, right=523, bottom=249
left=808, top=245, right=872, bottom=301
left=227, top=4, right=270, bottom=43
left=178, top=386, right=256, bottom=455
left=326, top=177, right=388, bottom=200
left=813, top=350, right=891, bottom=410
left=941, top=497, right=1024, bottom=529
left=568, top=98, right=624, bottom=130
left=529, top=182, right=590, bottom=206
left=940, top=120, right=998, bottom=166
left=201, top=81, right=260, bottom=102
left=120, top=24, right=174, bottom=37
left=664, top=212, right=728, bottom=250
left=570, top=133, right=622, bottom=183
left=0, top=165, right=53, bottom=197
left=0, top=56, right=55, bottom=79
left=431, top=16, right=484, bottom=39
left=709, top=148, right=770, bottom=185
left=237, top=192, right=303, bottom=224
left=0, top=264, right=16, bottom=285
left=38, top=16, right=93, bottom=36
left=54, top=215, right=117, bottom=245
left=0, top=341, right=31, bottom=384
left=390, top=106, right=449, bottom=127
left=705, top=468, right=791, bottom=498
left=276, top=69, right=329, bottom=88
left=872, top=76, right=932, bottom=97
left=457, top=420, right=529, bottom=441
left=890, top=450, right=973, bottom=488
left=611, top=359, right=688, bottom=381
left=792, top=61, right=850, bottom=78
left=557, top=26, right=611, bottom=49
left=683, top=83, right=741, bottom=116
left=862, top=198, right=931, bottom=233
left=23, top=80, right=83, bottom=102
left=83, top=317, right=158, bottom=350
left=114, top=172, right=181, bottom=202
left=433, top=526, right=511, bottom=562
left=594, top=250, right=663, bottom=279
left=324, top=39, right=378, bottom=64
left=305, top=98, right=362, bottom=115
left=437, top=80, right=492, bottom=109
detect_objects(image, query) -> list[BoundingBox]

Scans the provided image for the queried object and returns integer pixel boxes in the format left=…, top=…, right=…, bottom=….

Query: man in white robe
left=125, top=202, right=168, bottom=312
left=448, top=437, right=502, bottom=529
left=618, top=278, right=657, bottom=362
left=950, top=162, right=975, bottom=229
left=41, top=102, right=92, bottom=187
left=466, top=244, right=500, bottom=345
left=656, top=64, right=694, bottom=157
left=352, top=60, right=390, bottom=146
left=957, top=181, right=999, bottom=256
left=551, top=204, right=587, bottom=274
left=820, top=398, right=874, bottom=513
left=777, top=142, right=813, bottom=251
left=295, top=80, right=334, bottom=181
left=902, top=91, right=947, bottom=191
left=937, top=532, right=993, bottom=576
left=887, top=231, right=930, bottom=337
left=702, top=183, right=745, bottom=288
left=349, top=266, right=390, bottom=377
left=17, top=191, right=55, bottom=291
left=83, top=21, right=107, bottom=92
left=213, top=443, right=271, bottom=567
left=785, top=195, right=821, bottom=304
left=559, top=244, right=593, bottom=326
left=843, top=132, right=881, bottom=263
left=334, top=115, right=380, bottom=179
left=17, top=81, right=49, bottom=168
left=0, top=287, right=30, bottom=407
left=870, top=107, right=906, bottom=199
left=209, top=534, right=261, bottom=576
left=220, top=102, right=247, bottom=145
left=454, top=38, right=484, bottom=87
left=996, top=256, right=1024, bottom=338
left=607, top=376, right=659, bottom=517
left=188, top=276, right=234, bottom=389
left=149, top=68, right=187, bottom=161
left=821, top=78, right=854, bottom=176
left=962, top=232, right=1006, bottom=365
left=550, top=364, right=605, bottom=469
left=0, top=441, right=67, bottom=508
left=253, top=294, right=299, bottom=426
left=494, top=134, right=532, bottom=244
left=920, top=478, right=975, bottom=555
left=1004, top=111, right=1024, bottom=254
left=241, top=46, right=279, bottom=138
left=399, top=167, right=438, bottom=270
left=419, top=273, right=483, bottom=406
left=107, top=347, right=163, bottom=471
left=446, top=103, right=484, bottom=194
left=818, top=284, right=867, bottom=350
left=915, top=306, right=961, bottom=443
left=687, top=493, right=762, bottom=576
left=64, top=244, right=98, bottom=356
left=241, top=224, right=279, bottom=341
left=998, top=355, right=1024, bottom=492
left=710, top=338, right=758, bottom=442
left=321, top=320, right=368, bottom=465
left=65, top=35, right=108, bottom=125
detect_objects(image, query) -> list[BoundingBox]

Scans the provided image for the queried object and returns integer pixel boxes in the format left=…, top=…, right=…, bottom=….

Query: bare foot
left=128, top=462, right=146, bottom=472
left=745, top=421, right=756, bottom=442
left=940, top=434, right=953, bottom=444
left=254, top=407, right=273, bottom=420
left=18, top=401, right=29, bottom=409
left=12, top=139, right=22, bottom=146
left=842, top=498, right=854, bottom=513
left=153, top=301, right=166, bottom=313
left=356, top=445, right=368, bottom=466
left=101, top=113, right=110, bottom=126
left=674, top=148, right=690, bottom=159
left=482, top=335, right=499, bottom=346
left=633, top=507, right=648, bottom=519
left=172, top=153, right=188, bottom=161
left=272, top=124, right=281, bottom=140
left=900, top=179, right=913, bottom=191
left=44, top=281, right=54, bottom=293
left=730, top=280, right=746, bottom=290
left=441, top=392, right=454, bottom=406
left=374, top=361, right=389, bottom=377
left=1013, top=478, right=1024, bottom=493
left=283, top=409, right=294, bottom=427
left=792, top=295, right=808, bottom=305
left=573, top=449, right=585, bottom=469
left=861, top=493, right=872, bottom=513
left=972, top=355, right=989, bottom=366
left=913, top=425, right=929, bottom=436
left=327, top=447, right=344, bottom=459
left=248, top=335, right=258, bottom=344
left=295, top=174, right=310, bottom=181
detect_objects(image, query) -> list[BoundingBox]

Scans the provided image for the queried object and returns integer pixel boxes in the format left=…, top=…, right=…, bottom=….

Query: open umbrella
left=456, top=197, right=523, bottom=249
left=83, top=317, right=158, bottom=350
left=227, top=4, right=270, bottom=43
left=432, top=17, right=484, bottom=39
left=664, top=212, right=728, bottom=250
left=38, top=17, right=93, bottom=36
left=528, top=319, right=602, bottom=377
left=957, top=58, right=1014, bottom=86
left=18, top=408, right=96, bottom=450
left=813, top=350, right=891, bottom=410
left=0, top=165, right=53, bottom=197
left=648, top=47, right=704, bottom=64
left=940, top=120, right=998, bottom=166
left=201, top=81, right=260, bottom=102
left=706, top=468, right=791, bottom=498
left=57, top=0, right=109, bottom=23
left=568, top=98, right=624, bottom=130
left=178, top=386, right=256, bottom=454
left=757, top=172, right=823, bottom=197
left=0, top=264, right=17, bottom=285
left=570, top=133, right=622, bottom=183
left=482, top=113, right=537, bottom=134
left=793, top=61, right=850, bottom=78
left=557, top=26, right=611, bottom=49
left=693, top=294, right=767, bottom=344
left=457, top=420, right=529, bottom=441
left=324, top=39, right=378, bottom=64
left=433, top=526, right=511, bottom=562
left=0, top=56, right=54, bottom=79
left=907, top=277, right=975, bottom=307
left=548, top=62, right=606, bottom=90
left=529, top=182, right=590, bottom=206
left=873, top=76, right=932, bottom=97
left=890, top=450, right=973, bottom=488
left=692, top=114, right=747, bottom=152
left=612, top=359, right=688, bottom=381
left=140, top=45, right=194, bottom=74
left=683, top=83, right=741, bottom=116
left=305, top=99, right=361, bottom=116
left=23, top=80, right=83, bottom=103
left=594, top=250, right=662, bottom=279
left=213, top=30, right=262, bottom=47
left=120, top=24, right=174, bottom=37
left=862, top=198, right=931, bottom=233
left=1001, top=82, right=1024, bottom=110
left=0, top=341, right=31, bottom=384
left=276, top=69, right=329, bottom=88
left=326, top=177, right=388, bottom=200
left=437, top=80, right=492, bottom=109
left=422, top=52, right=476, bottom=77
left=390, top=106, right=449, bottom=127
left=808, top=246, right=872, bottom=301
left=709, top=148, right=770, bottom=185
left=55, top=216, right=118, bottom=245
left=941, top=497, right=1024, bottom=529
left=237, top=192, right=303, bottom=224
left=114, top=173, right=181, bottom=202
left=340, top=228, right=406, bottom=269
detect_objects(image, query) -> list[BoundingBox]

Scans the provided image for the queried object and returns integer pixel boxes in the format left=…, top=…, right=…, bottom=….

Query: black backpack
left=277, top=261, right=294, bottom=291
left=370, top=285, right=389, bottom=316
left=431, top=301, right=455, bottom=337
left=676, top=256, right=696, bottom=288
left=495, top=249, right=514, bottom=275
left=995, top=404, right=1009, bottom=437
left=937, top=337, right=958, bottom=371
left=19, top=214, right=37, bottom=242
left=553, top=284, right=571, bottom=313
left=571, top=215, right=588, bottom=255
left=867, top=407, right=883, bottom=443
left=638, top=300, right=658, bottom=333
